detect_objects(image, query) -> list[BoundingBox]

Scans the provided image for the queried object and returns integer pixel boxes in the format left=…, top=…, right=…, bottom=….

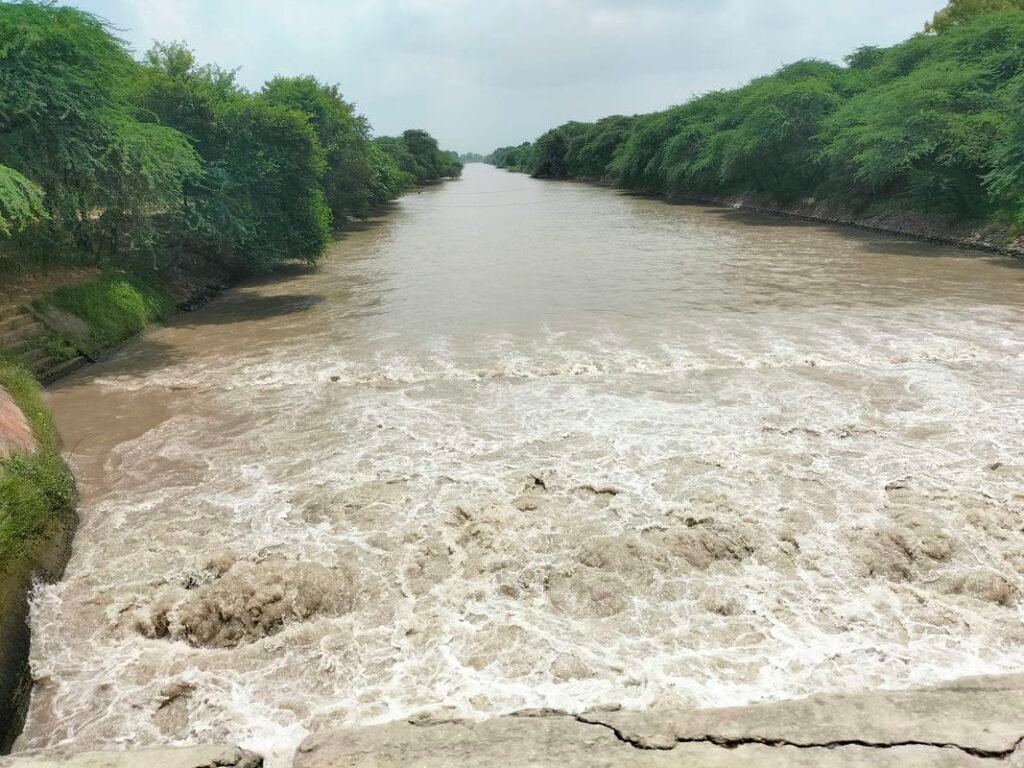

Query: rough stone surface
left=295, top=674, right=1024, bottom=767
left=0, top=745, right=262, bottom=768
left=583, top=672, right=1024, bottom=753
left=0, top=385, right=35, bottom=459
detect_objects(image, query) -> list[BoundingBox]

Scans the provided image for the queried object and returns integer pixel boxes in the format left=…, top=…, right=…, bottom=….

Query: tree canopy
left=926, top=0, right=1024, bottom=32
left=376, top=130, right=463, bottom=185
left=0, top=2, right=460, bottom=274
left=489, top=9, right=1024, bottom=227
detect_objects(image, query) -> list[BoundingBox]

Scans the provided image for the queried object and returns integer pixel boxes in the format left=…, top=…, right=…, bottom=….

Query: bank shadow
left=47, top=336, right=187, bottom=388
left=332, top=209, right=397, bottom=241
left=707, top=207, right=830, bottom=229
left=249, top=262, right=320, bottom=281
left=855, top=239, right=1024, bottom=269
left=704, top=207, right=1024, bottom=267
left=173, top=292, right=325, bottom=328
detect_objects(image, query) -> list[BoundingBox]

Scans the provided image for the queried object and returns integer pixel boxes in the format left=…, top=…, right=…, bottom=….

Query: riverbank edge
left=0, top=505, right=76, bottom=754
left=684, top=194, right=1024, bottom=260
left=519, top=170, right=1024, bottom=259
left=0, top=268, right=242, bottom=751
left=0, top=213, right=403, bottom=751
left=2, top=672, right=1023, bottom=766
left=0, top=366, right=77, bottom=752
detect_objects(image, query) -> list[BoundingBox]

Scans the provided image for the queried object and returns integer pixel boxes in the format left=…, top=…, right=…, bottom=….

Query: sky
left=70, top=0, right=948, bottom=154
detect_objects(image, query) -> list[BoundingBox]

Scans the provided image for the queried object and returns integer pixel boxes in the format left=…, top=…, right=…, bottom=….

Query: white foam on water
left=23, top=307, right=1024, bottom=766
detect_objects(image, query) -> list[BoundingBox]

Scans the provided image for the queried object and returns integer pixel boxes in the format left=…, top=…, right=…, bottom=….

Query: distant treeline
left=0, top=2, right=462, bottom=275
left=487, top=3, right=1024, bottom=227
left=459, top=152, right=485, bottom=163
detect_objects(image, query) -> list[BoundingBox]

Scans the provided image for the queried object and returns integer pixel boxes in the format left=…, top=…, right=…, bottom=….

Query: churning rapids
left=18, top=164, right=1024, bottom=765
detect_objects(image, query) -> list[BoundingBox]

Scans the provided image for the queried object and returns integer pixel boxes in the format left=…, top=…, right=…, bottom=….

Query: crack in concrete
left=573, top=714, right=1024, bottom=760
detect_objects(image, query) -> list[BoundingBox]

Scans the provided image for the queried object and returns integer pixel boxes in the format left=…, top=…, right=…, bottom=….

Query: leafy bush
left=376, top=130, right=463, bottom=184
left=0, top=2, right=199, bottom=257
left=0, top=165, right=46, bottom=237
left=35, top=276, right=174, bottom=356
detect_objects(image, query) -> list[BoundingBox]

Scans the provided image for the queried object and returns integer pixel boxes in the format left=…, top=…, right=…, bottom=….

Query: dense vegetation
left=34, top=276, right=175, bottom=357
left=0, top=2, right=461, bottom=276
left=459, top=152, right=485, bottom=163
left=375, top=131, right=463, bottom=186
left=488, top=4, right=1024, bottom=228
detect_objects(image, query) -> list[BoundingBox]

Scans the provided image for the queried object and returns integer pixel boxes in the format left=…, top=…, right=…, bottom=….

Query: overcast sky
left=71, top=0, right=946, bottom=153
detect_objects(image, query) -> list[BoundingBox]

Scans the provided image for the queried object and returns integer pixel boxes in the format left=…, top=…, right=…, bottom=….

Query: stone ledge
left=294, top=673, right=1024, bottom=767
left=0, top=745, right=262, bottom=768
left=4, top=675, right=1024, bottom=767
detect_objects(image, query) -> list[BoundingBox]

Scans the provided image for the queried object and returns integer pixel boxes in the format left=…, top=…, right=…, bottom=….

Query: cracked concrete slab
left=582, top=673, right=1024, bottom=755
left=294, top=674, right=1024, bottom=767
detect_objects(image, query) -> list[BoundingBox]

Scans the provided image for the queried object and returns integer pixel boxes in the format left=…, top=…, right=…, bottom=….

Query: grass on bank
left=0, top=359, right=76, bottom=574
left=34, top=275, right=175, bottom=357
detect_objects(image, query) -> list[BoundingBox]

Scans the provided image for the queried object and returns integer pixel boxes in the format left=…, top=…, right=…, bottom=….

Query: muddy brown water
left=17, top=164, right=1024, bottom=765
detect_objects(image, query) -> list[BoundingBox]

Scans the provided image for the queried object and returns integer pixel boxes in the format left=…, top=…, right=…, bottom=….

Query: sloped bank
left=509, top=169, right=1024, bottom=259
left=0, top=267, right=234, bottom=384
left=692, top=194, right=1024, bottom=259
left=0, top=364, right=76, bottom=752
left=0, top=266, right=238, bottom=750
left=544, top=171, right=1024, bottom=259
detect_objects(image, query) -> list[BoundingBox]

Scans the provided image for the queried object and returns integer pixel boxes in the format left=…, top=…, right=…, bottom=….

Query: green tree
left=565, top=116, right=635, bottom=180
left=376, top=130, right=462, bottom=184
left=0, top=165, right=46, bottom=236
left=713, top=61, right=846, bottom=200
left=137, top=44, right=334, bottom=271
left=493, top=9, right=1024, bottom=227
left=0, top=3, right=198, bottom=256
left=212, top=101, right=331, bottom=268
left=985, top=79, right=1024, bottom=224
left=486, top=142, right=535, bottom=171
left=262, top=76, right=379, bottom=219
left=927, top=0, right=1024, bottom=32
left=820, top=14, right=1024, bottom=216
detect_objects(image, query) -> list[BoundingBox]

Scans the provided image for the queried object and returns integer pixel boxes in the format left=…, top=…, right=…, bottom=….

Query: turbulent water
left=19, top=165, right=1024, bottom=765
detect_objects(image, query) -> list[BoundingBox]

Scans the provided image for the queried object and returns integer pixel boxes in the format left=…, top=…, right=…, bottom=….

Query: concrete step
left=17, top=346, right=50, bottom=367
left=0, top=745, right=261, bottom=768
left=38, top=355, right=86, bottom=383
left=0, top=312, right=31, bottom=334
left=5, top=338, right=34, bottom=356
left=0, top=319, right=46, bottom=347
left=30, top=354, right=60, bottom=373
left=295, top=673, right=1024, bottom=768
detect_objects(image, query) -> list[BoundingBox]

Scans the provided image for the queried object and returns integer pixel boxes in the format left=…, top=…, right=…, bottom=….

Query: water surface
left=21, top=164, right=1024, bottom=765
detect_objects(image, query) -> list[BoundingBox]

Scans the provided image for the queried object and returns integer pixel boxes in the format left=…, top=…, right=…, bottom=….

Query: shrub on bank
left=34, top=276, right=175, bottom=357
left=0, top=360, right=75, bottom=573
